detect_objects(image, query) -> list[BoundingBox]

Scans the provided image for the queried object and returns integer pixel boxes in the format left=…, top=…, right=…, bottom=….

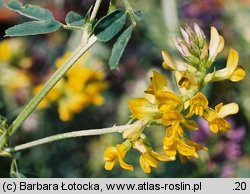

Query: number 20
left=234, top=182, right=246, bottom=190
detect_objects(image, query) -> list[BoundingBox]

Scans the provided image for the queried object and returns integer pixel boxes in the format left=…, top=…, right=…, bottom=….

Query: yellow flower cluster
left=34, top=52, right=108, bottom=121
left=0, top=39, right=31, bottom=101
left=0, top=40, right=12, bottom=62
left=104, top=24, right=245, bottom=173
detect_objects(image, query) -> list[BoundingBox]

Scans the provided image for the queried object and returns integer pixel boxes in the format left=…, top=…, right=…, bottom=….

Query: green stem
left=5, top=123, right=137, bottom=153
left=90, top=0, right=102, bottom=22
left=8, top=35, right=97, bottom=136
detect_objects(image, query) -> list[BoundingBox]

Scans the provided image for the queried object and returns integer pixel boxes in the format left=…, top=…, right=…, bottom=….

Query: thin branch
left=5, top=123, right=138, bottom=153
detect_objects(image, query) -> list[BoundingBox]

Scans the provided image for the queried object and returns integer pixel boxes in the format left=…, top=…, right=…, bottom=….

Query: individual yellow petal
left=151, top=150, right=176, bottom=162
left=105, top=161, right=116, bottom=170
left=118, top=157, right=134, bottom=171
left=162, top=50, right=177, bottom=70
left=183, top=137, right=208, bottom=151
left=208, top=27, right=224, bottom=61
left=218, top=36, right=225, bottom=55
left=163, top=136, right=176, bottom=148
left=162, top=111, right=185, bottom=126
left=217, top=102, right=239, bottom=118
left=152, top=71, right=168, bottom=92
left=104, top=147, right=118, bottom=160
left=209, top=118, right=231, bottom=133
left=203, top=107, right=217, bottom=122
left=164, top=126, right=177, bottom=146
left=133, top=139, right=147, bottom=154
left=104, top=147, right=118, bottom=170
left=116, top=143, right=130, bottom=159
left=128, top=98, right=158, bottom=120
left=215, top=102, right=223, bottom=112
left=176, top=140, right=198, bottom=158
left=156, top=91, right=183, bottom=112
left=182, top=119, right=199, bottom=130
left=226, top=49, right=239, bottom=74
left=142, top=152, right=158, bottom=168
left=139, top=155, right=151, bottom=173
left=209, top=122, right=219, bottom=133
left=230, top=67, right=246, bottom=82
left=164, top=147, right=177, bottom=157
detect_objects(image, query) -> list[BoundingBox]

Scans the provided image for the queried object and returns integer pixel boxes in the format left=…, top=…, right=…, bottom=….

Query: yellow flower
left=84, top=82, right=108, bottom=106
left=128, top=98, right=159, bottom=120
left=177, top=70, right=197, bottom=90
left=104, top=141, right=133, bottom=171
left=156, top=90, right=184, bottom=112
left=162, top=50, right=180, bottom=71
left=123, top=120, right=145, bottom=142
left=162, top=111, right=185, bottom=126
left=163, top=123, right=206, bottom=158
left=145, top=70, right=169, bottom=96
left=205, top=49, right=246, bottom=83
left=189, top=92, right=208, bottom=116
left=208, top=26, right=224, bottom=63
left=133, top=139, right=175, bottom=173
left=0, top=40, right=12, bottom=62
left=58, top=92, right=88, bottom=121
left=139, top=150, right=175, bottom=173
left=162, top=111, right=198, bottom=130
left=204, top=102, right=239, bottom=133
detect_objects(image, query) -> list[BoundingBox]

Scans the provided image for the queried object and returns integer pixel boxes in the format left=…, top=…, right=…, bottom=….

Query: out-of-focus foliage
left=0, top=0, right=249, bottom=177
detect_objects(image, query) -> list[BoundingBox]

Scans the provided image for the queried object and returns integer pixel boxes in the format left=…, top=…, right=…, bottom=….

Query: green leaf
left=6, top=0, right=54, bottom=20
left=109, top=25, right=133, bottom=69
left=5, top=20, right=61, bottom=37
left=65, top=11, right=84, bottom=27
left=94, top=9, right=127, bottom=42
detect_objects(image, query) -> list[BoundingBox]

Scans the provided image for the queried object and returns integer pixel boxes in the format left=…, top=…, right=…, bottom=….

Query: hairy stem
left=5, top=123, right=137, bottom=153
left=8, top=35, right=97, bottom=135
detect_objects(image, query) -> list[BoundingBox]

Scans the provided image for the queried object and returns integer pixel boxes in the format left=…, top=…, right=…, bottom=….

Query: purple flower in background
left=190, top=117, right=211, bottom=143
left=221, top=164, right=235, bottom=178
left=190, top=117, right=246, bottom=177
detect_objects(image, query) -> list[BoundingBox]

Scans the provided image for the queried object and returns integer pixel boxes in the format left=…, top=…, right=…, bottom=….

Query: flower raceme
left=104, top=24, right=245, bottom=173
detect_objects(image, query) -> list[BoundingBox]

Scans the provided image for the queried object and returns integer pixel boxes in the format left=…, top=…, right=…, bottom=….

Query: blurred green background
left=0, top=0, right=250, bottom=177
